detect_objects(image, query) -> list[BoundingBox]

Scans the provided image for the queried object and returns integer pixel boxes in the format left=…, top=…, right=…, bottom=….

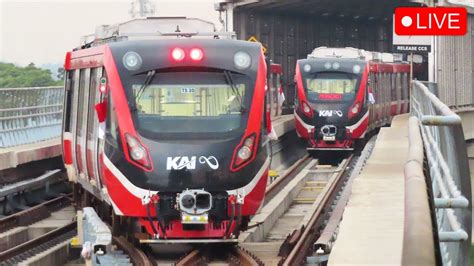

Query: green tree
left=0, top=62, right=62, bottom=88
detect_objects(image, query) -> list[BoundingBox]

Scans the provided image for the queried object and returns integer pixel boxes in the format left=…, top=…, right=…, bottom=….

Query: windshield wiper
left=133, top=70, right=156, bottom=106
left=223, top=70, right=246, bottom=113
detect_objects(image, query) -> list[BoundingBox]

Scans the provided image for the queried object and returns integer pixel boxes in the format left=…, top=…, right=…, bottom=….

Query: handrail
left=402, top=116, right=436, bottom=265
left=410, top=80, right=472, bottom=265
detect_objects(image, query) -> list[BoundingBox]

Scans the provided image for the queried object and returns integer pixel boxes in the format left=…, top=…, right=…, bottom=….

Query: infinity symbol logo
left=199, top=156, right=219, bottom=170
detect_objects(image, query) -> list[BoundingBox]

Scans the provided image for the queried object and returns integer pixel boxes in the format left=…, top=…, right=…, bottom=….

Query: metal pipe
left=435, top=197, right=469, bottom=208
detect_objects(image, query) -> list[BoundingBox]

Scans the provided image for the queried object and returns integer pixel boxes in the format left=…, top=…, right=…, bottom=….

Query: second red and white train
left=294, top=47, right=410, bottom=152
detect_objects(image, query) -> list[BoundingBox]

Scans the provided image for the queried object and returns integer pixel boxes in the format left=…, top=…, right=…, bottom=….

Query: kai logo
left=166, top=156, right=219, bottom=170
left=319, top=110, right=343, bottom=117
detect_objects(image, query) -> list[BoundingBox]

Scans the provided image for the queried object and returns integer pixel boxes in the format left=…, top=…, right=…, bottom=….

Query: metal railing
left=410, top=80, right=472, bottom=266
left=0, top=86, right=63, bottom=148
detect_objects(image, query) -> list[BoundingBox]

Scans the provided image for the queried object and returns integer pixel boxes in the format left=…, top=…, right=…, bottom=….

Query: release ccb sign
left=393, top=7, right=467, bottom=53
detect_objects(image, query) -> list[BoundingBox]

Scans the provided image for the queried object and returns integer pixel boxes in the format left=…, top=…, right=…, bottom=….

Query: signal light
left=190, top=48, right=204, bottom=61
left=171, top=48, right=185, bottom=61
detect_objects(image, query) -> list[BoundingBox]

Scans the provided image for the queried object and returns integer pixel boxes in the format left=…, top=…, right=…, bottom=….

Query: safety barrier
left=0, top=86, right=63, bottom=148
left=410, top=80, right=472, bottom=265
left=402, top=116, right=436, bottom=265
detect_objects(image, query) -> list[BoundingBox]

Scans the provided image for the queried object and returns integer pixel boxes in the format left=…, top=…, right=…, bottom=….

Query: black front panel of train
left=296, top=58, right=367, bottom=129
left=104, top=39, right=267, bottom=192
left=104, top=136, right=267, bottom=192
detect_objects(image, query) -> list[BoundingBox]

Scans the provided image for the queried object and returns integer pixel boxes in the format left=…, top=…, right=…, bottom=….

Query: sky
left=0, top=0, right=222, bottom=66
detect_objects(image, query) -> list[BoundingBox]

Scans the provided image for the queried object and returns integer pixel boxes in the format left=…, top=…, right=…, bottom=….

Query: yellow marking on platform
left=269, top=169, right=279, bottom=177
left=70, top=236, right=80, bottom=246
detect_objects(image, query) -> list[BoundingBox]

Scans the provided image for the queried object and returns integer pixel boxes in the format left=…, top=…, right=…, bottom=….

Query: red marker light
left=190, top=48, right=204, bottom=61
left=171, top=48, right=185, bottom=61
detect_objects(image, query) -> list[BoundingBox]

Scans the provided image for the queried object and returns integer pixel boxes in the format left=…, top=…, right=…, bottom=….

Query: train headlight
left=303, top=102, right=311, bottom=113
left=303, top=64, right=311, bottom=72
left=125, top=134, right=152, bottom=170
left=351, top=102, right=360, bottom=114
left=123, top=51, right=142, bottom=71
left=238, top=146, right=252, bottom=161
left=332, top=62, right=340, bottom=70
left=231, top=134, right=256, bottom=170
left=353, top=65, right=361, bottom=74
left=130, top=146, right=146, bottom=161
left=324, top=62, right=331, bottom=70
left=234, top=51, right=251, bottom=70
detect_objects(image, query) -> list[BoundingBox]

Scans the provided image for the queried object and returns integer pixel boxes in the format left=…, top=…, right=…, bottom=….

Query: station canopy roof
left=233, top=0, right=423, bottom=18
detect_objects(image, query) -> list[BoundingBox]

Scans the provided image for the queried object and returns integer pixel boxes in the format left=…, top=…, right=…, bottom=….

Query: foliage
left=0, top=62, right=63, bottom=88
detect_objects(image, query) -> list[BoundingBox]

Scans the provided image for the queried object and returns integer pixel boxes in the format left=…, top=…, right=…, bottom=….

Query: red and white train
left=294, top=47, right=410, bottom=152
left=62, top=18, right=272, bottom=242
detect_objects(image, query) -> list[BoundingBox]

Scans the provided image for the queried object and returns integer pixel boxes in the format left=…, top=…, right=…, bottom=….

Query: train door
left=269, top=64, right=283, bottom=118
left=375, top=71, right=382, bottom=126
left=396, top=73, right=402, bottom=115
left=402, top=73, right=409, bottom=113
left=387, top=72, right=393, bottom=121
left=85, top=67, right=104, bottom=193
left=76, top=69, right=91, bottom=181
left=71, top=70, right=81, bottom=178
left=62, top=70, right=76, bottom=181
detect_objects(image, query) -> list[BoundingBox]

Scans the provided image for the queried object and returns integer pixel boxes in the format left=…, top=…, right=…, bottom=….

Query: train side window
left=63, top=71, right=74, bottom=132
left=397, top=73, right=402, bottom=100
left=402, top=73, right=408, bottom=100
left=75, top=69, right=87, bottom=173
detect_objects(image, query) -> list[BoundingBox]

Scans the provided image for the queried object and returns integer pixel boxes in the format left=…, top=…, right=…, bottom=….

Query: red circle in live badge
left=395, top=7, right=467, bottom=36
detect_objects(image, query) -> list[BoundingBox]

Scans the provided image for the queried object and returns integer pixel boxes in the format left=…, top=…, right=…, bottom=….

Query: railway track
left=239, top=155, right=355, bottom=265
left=0, top=167, right=76, bottom=265
left=0, top=221, right=76, bottom=265
left=175, top=245, right=263, bottom=266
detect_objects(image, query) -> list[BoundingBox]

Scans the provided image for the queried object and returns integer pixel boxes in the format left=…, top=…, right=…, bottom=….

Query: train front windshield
left=304, top=72, right=360, bottom=102
left=130, top=71, right=251, bottom=138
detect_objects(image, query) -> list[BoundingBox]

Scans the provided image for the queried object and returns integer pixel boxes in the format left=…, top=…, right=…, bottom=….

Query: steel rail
left=265, top=154, right=311, bottom=204
left=175, top=250, right=203, bottom=266
left=0, top=195, right=71, bottom=233
left=175, top=246, right=263, bottom=266
left=314, top=139, right=375, bottom=256
left=112, top=236, right=153, bottom=266
left=281, top=154, right=354, bottom=265
left=0, top=221, right=76, bottom=262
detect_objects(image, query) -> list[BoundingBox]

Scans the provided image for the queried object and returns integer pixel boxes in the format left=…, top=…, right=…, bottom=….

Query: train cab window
left=304, top=72, right=359, bottom=102
left=129, top=71, right=250, bottom=138
left=106, top=92, right=119, bottom=144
